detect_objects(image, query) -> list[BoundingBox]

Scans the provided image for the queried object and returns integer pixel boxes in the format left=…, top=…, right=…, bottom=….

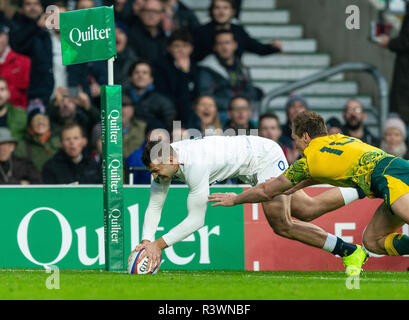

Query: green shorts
left=371, top=156, right=409, bottom=209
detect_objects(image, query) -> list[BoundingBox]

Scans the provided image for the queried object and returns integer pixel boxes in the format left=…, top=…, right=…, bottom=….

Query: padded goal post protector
left=101, top=85, right=124, bottom=271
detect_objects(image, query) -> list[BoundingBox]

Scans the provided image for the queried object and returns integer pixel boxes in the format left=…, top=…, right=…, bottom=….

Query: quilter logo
left=69, top=25, right=112, bottom=47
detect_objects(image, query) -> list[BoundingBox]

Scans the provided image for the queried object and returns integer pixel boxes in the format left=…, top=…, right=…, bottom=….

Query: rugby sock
left=323, top=233, right=357, bottom=257
left=384, top=233, right=409, bottom=256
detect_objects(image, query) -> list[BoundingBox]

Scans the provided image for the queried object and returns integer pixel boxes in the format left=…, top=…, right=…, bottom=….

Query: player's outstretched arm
left=283, top=179, right=321, bottom=195
left=209, top=175, right=294, bottom=206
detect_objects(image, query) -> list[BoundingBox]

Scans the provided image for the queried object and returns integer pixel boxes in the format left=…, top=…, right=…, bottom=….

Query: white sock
left=322, top=233, right=338, bottom=253
left=339, top=187, right=359, bottom=205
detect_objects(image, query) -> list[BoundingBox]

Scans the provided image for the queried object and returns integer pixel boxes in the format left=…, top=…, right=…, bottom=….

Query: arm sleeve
left=141, top=179, right=170, bottom=242
left=240, top=27, right=281, bottom=56
left=161, top=165, right=210, bottom=247
left=283, top=157, right=311, bottom=185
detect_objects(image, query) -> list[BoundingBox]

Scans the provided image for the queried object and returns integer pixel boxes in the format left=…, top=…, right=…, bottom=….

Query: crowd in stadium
left=0, top=0, right=407, bottom=185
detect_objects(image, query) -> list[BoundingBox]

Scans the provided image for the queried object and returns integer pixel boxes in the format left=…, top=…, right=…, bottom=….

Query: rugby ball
left=127, top=249, right=160, bottom=274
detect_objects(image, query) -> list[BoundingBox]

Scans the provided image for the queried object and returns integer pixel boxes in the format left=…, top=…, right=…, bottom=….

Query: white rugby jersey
left=142, top=135, right=286, bottom=246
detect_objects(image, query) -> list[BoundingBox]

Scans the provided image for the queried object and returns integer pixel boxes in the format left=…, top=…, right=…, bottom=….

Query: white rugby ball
left=127, top=249, right=160, bottom=274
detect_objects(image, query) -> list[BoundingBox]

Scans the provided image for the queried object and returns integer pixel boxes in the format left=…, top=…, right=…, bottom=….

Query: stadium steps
left=184, top=0, right=380, bottom=136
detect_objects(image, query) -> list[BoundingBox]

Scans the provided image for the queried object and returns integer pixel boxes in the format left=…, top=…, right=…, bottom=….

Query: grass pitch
left=1, top=269, right=409, bottom=300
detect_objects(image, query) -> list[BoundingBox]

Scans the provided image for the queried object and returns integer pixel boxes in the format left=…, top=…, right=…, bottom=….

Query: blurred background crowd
left=0, top=0, right=407, bottom=185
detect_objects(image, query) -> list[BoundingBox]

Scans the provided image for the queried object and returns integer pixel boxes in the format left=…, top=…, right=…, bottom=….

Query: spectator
left=154, top=29, right=199, bottom=126
left=160, top=0, right=200, bottom=36
left=113, top=0, right=137, bottom=26
left=191, top=95, right=222, bottom=136
left=380, top=115, right=409, bottom=159
left=128, top=0, right=167, bottom=64
left=42, top=122, right=101, bottom=184
left=258, top=112, right=288, bottom=159
left=48, top=86, right=100, bottom=139
left=90, top=122, right=102, bottom=171
left=343, top=98, right=379, bottom=146
left=125, top=60, right=175, bottom=131
left=14, top=103, right=60, bottom=172
left=192, top=0, right=282, bottom=61
left=326, top=117, right=344, bottom=135
left=114, top=21, right=138, bottom=87
left=10, top=0, right=54, bottom=106
left=0, top=23, right=31, bottom=109
left=48, top=1, right=68, bottom=99
left=0, top=127, right=41, bottom=184
left=376, top=2, right=409, bottom=124
left=279, top=94, right=309, bottom=164
left=223, top=96, right=257, bottom=135
left=0, top=77, right=27, bottom=141
left=127, top=126, right=169, bottom=184
left=122, top=94, right=147, bottom=158
left=76, top=0, right=95, bottom=9
left=67, top=62, right=107, bottom=109
left=198, top=29, right=261, bottom=120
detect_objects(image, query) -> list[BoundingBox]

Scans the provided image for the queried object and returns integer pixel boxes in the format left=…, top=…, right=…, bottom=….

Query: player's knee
left=362, top=232, right=382, bottom=254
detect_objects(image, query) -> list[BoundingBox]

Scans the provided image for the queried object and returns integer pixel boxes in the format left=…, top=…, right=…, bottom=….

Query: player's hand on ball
left=208, top=193, right=237, bottom=207
left=138, top=241, right=162, bottom=273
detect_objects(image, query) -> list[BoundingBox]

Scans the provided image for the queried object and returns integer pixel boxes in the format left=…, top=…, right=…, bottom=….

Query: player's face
left=149, top=161, right=178, bottom=183
left=291, top=129, right=308, bottom=153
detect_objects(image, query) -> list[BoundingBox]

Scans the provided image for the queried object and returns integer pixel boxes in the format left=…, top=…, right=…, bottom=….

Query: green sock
left=385, top=233, right=409, bottom=256
left=393, top=234, right=409, bottom=255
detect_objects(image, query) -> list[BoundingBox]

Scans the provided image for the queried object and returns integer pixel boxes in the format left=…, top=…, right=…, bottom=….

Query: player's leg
left=291, top=187, right=360, bottom=222
left=365, top=157, right=409, bottom=256
left=362, top=202, right=405, bottom=255
left=261, top=194, right=327, bottom=248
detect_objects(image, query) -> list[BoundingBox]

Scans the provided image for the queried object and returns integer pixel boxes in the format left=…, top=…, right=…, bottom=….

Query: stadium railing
left=260, top=62, right=389, bottom=138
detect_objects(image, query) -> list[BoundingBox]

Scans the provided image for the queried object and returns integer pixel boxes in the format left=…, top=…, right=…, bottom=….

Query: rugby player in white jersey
left=134, top=135, right=366, bottom=275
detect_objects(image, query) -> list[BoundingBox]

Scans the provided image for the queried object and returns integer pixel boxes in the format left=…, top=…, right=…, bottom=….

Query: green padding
left=101, top=85, right=124, bottom=271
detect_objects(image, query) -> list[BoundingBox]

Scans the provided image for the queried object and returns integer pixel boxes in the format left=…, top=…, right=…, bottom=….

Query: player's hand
left=137, top=241, right=162, bottom=273
left=208, top=192, right=237, bottom=207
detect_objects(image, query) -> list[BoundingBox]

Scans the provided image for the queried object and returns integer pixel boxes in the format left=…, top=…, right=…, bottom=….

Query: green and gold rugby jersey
left=284, top=134, right=391, bottom=198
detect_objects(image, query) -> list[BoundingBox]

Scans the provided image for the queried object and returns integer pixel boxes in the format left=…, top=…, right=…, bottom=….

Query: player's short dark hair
left=167, top=28, right=193, bottom=47
left=141, top=140, right=175, bottom=168
left=293, top=111, right=328, bottom=139
left=259, top=113, right=280, bottom=125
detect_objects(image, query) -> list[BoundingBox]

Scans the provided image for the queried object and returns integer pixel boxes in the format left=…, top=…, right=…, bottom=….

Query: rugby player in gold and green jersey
left=210, top=111, right=409, bottom=274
